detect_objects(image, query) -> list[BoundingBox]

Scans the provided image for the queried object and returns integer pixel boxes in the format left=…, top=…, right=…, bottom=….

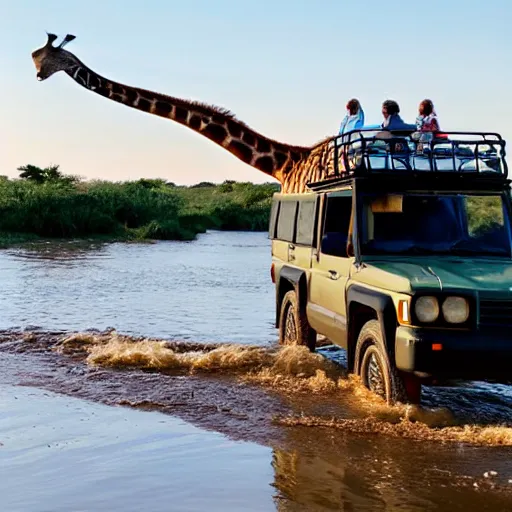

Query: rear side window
left=268, top=199, right=280, bottom=239
left=276, top=201, right=298, bottom=242
left=296, top=199, right=317, bottom=246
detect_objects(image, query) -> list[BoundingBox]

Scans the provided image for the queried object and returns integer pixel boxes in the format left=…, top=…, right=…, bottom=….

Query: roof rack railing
left=329, top=129, right=508, bottom=178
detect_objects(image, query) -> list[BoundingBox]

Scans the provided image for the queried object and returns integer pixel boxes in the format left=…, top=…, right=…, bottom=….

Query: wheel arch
left=346, top=284, right=397, bottom=371
left=275, top=266, right=308, bottom=327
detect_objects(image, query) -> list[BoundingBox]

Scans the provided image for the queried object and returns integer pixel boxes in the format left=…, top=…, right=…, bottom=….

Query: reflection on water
left=0, top=386, right=275, bottom=512
left=272, top=433, right=512, bottom=511
left=0, top=231, right=275, bottom=344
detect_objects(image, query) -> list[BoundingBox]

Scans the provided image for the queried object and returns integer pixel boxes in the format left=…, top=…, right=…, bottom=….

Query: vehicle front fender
left=346, top=284, right=397, bottom=367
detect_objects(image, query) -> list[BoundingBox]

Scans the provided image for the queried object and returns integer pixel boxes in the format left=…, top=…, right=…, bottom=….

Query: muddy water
left=1, top=231, right=512, bottom=511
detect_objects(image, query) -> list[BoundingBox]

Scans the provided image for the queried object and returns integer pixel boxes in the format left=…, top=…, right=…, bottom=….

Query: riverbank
left=0, top=177, right=278, bottom=248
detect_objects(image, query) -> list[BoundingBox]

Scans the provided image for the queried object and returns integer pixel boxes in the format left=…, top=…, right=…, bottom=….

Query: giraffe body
left=32, top=34, right=338, bottom=193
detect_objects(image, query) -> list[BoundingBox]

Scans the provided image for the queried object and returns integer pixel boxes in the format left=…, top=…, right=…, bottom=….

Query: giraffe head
left=32, top=33, right=79, bottom=81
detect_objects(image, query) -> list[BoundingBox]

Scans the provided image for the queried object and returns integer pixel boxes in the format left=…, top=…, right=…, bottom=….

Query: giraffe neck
left=282, top=139, right=339, bottom=193
left=65, top=63, right=310, bottom=181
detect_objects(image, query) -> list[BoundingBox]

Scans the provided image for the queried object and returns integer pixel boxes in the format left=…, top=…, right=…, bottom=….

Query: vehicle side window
left=295, top=199, right=317, bottom=246
left=268, top=199, right=280, bottom=239
left=321, top=194, right=352, bottom=257
left=276, top=200, right=298, bottom=242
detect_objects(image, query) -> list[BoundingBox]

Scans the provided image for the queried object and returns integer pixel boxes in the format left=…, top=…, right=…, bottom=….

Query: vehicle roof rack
left=307, top=171, right=510, bottom=193
left=310, top=129, right=508, bottom=183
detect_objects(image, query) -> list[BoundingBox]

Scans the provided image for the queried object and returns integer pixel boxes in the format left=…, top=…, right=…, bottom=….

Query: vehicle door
left=307, top=190, right=354, bottom=347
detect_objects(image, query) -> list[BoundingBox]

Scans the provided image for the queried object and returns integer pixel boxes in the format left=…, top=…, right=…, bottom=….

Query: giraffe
left=31, top=33, right=341, bottom=193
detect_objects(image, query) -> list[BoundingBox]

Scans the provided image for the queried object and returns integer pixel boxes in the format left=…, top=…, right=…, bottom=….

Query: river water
left=1, top=231, right=512, bottom=511
left=0, top=231, right=276, bottom=344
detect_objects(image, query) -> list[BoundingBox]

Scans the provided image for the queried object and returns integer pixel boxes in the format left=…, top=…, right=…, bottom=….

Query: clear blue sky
left=2, top=0, right=511, bottom=185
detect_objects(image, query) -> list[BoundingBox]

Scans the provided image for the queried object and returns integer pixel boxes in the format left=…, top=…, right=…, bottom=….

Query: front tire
left=278, top=290, right=316, bottom=351
left=354, top=319, right=419, bottom=404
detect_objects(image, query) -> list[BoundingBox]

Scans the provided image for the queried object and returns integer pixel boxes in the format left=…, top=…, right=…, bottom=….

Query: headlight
left=442, top=296, right=469, bottom=323
left=415, top=296, right=439, bottom=323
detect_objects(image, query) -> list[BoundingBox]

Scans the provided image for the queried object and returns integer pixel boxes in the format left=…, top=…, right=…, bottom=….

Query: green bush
left=0, top=168, right=280, bottom=244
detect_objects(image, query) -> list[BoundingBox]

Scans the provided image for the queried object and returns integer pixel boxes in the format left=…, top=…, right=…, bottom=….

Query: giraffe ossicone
left=32, top=32, right=338, bottom=193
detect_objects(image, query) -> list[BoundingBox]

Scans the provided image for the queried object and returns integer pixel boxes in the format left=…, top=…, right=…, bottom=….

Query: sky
left=2, top=0, right=512, bottom=185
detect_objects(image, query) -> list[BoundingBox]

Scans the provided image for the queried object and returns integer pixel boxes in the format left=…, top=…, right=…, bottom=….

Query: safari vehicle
left=269, top=129, right=511, bottom=404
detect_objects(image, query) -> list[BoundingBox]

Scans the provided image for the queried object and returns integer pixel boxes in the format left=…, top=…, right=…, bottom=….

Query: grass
left=0, top=176, right=280, bottom=247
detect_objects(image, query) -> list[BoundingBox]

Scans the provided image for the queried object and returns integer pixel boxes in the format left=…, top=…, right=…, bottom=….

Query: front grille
left=479, top=298, right=512, bottom=328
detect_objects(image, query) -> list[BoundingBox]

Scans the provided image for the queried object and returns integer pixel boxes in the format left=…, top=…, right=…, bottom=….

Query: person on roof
left=339, top=98, right=365, bottom=135
left=416, top=100, right=448, bottom=139
left=416, top=99, right=440, bottom=132
left=381, top=100, right=416, bottom=131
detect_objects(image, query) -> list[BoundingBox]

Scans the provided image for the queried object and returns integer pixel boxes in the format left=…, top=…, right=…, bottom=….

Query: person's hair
left=346, top=98, right=360, bottom=115
left=382, top=100, right=400, bottom=115
left=419, top=99, right=434, bottom=116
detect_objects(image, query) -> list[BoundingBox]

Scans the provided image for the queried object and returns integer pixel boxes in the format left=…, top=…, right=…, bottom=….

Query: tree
left=17, top=164, right=80, bottom=185
left=134, top=178, right=168, bottom=189
left=17, top=164, right=48, bottom=183
left=190, top=181, right=215, bottom=188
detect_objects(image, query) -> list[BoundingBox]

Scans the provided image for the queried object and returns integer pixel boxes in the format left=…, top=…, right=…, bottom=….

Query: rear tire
left=279, top=290, right=316, bottom=351
left=354, top=320, right=420, bottom=404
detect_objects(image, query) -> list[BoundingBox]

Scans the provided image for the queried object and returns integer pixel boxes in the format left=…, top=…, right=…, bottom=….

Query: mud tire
left=354, top=320, right=419, bottom=404
left=278, top=290, right=316, bottom=351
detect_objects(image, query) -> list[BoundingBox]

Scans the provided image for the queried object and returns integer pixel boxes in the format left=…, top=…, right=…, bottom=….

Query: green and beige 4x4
left=269, top=129, right=511, bottom=404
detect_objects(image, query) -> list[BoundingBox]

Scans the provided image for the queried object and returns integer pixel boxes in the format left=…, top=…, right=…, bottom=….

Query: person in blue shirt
left=381, top=100, right=416, bottom=131
left=339, top=98, right=365, bottom=135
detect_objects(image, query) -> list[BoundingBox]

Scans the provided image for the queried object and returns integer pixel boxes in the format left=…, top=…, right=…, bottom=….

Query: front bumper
left=395, top=326, right=512, bottom=380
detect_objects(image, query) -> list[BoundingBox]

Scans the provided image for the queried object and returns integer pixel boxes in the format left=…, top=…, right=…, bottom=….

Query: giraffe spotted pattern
left=33, top=34, right=342, bottom=193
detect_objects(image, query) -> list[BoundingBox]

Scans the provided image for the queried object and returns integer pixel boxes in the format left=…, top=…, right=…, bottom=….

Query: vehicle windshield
left=360, top=192, right=512, bottom=257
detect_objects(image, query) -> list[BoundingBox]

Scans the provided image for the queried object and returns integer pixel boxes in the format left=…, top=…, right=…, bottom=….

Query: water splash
left=275, top=415, right=512, bottom=446
left=5, top=329, right=512, bottom=447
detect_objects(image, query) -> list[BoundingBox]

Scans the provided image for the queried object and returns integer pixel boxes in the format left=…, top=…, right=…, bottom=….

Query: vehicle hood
left=363, top=256, right=512, bottom=293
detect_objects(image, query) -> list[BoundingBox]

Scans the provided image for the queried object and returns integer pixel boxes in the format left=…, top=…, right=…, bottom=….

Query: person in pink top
left=416, top=99, right=447, bottom=140
left=416, top=99, right=441, bottom=131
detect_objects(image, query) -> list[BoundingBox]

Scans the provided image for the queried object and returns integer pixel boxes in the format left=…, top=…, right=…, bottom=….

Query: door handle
left=288, top=243, right=295, bottom=262
left=328, top=270, right=340, bottom=280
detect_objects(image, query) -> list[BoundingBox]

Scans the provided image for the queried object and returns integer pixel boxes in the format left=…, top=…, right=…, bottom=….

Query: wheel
left=354, top=319, right=420, bottom=404
left=278, top=290, right=316, bottom=351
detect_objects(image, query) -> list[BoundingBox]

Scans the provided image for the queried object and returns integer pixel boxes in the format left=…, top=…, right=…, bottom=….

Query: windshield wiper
left=447, top=248, right=491, bottom=255
left=402, top=246, right=441, bottom=255
left=366, top=246, right=444, bottom=255
left=447, top=240, right=507, bottom=256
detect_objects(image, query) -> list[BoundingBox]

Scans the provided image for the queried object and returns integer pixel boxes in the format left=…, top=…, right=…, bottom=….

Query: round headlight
left=442, top=296, right=469, bottom=324
left=415, top=296, right=440, bottom=323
